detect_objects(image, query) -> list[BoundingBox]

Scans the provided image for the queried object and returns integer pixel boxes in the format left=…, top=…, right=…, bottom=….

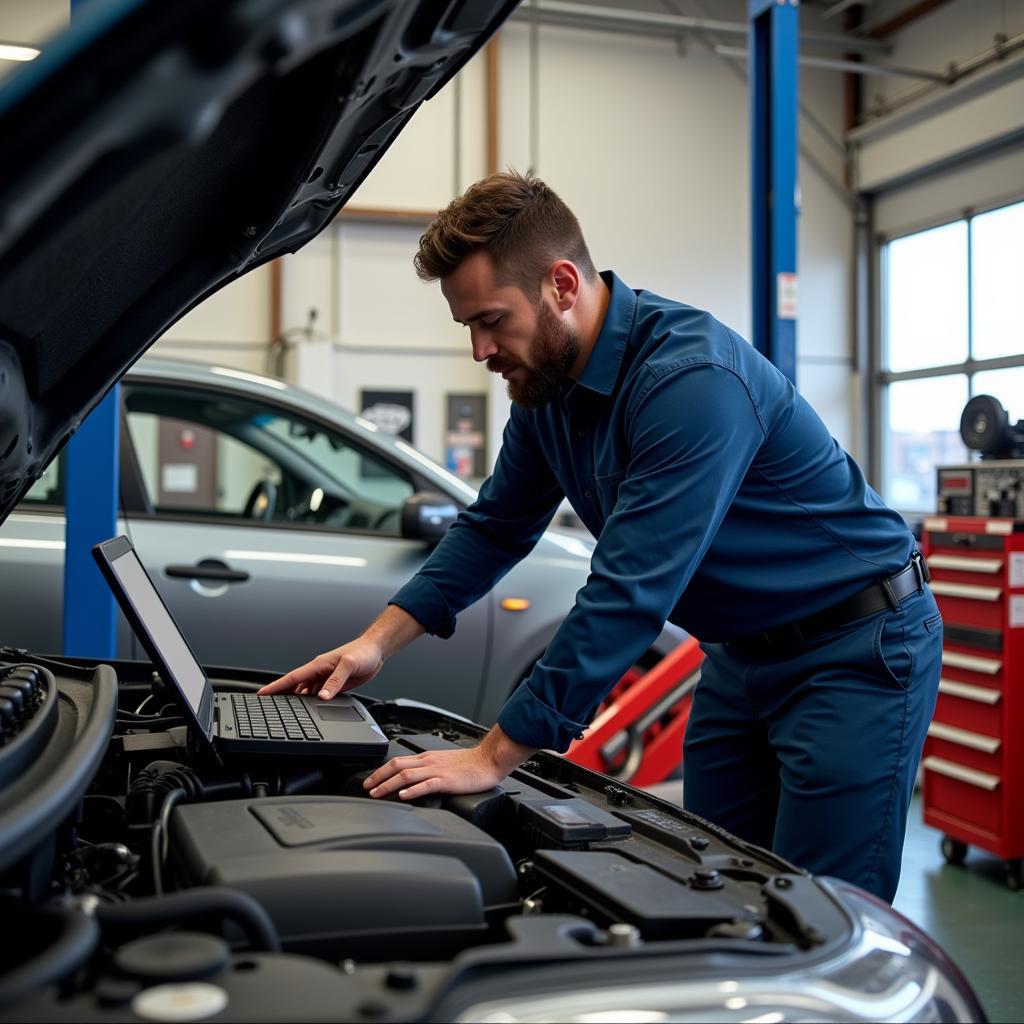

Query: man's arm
left=386, top=406, right=565, bottom=638
left=258, top=604, right=424, bottom=698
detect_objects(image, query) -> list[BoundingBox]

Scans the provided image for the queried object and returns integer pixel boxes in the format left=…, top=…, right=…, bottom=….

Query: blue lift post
left=749, top=0, right=799, bottom=385
left=62, top=0, right=120, bottom=660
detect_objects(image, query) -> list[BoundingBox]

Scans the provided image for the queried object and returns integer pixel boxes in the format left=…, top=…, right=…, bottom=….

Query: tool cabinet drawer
left=923, top=755, right=1001, bottom=835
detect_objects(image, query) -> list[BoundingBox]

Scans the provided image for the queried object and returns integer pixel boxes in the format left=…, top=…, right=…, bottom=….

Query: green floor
left=894, top=796, right=1022, bottom=1023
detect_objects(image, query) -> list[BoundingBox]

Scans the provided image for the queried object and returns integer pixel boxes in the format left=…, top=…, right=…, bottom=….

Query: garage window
left=879, top=199, right=1024, bottom=514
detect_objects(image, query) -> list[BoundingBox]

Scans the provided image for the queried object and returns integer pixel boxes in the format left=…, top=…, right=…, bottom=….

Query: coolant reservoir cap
left=131, top=983, right=229, bottom=1022
left=115, top=932, right=230, bottom=983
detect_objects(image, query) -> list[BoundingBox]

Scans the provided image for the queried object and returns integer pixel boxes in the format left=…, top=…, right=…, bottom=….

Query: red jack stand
left=567, top=638, right=703, bottom=787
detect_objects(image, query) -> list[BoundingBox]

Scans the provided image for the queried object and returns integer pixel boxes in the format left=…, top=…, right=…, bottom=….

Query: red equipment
left=922, top=514, right=1024, bottom=889
left=566, top=637, right=703, bottom=787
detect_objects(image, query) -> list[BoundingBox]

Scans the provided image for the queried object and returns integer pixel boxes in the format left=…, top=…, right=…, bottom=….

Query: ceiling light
left=0, top=43, right=41, bottom=62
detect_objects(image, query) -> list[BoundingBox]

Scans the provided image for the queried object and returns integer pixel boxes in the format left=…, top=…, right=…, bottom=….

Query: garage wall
left=276, top=13, right=858, bottom=465
left=851, top=0, right=1024, bottom=229
left=2, top=3, right=858, bottom=467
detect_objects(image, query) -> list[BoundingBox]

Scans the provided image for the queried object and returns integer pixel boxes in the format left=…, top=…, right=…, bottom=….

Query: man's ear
left=548, top=260, right=581, bottom=312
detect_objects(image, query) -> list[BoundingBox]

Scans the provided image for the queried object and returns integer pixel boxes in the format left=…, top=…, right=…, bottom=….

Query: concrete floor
left=644, top=783, right=1021, bottom=1021
left=894, top=795, right=1022, bottom=1024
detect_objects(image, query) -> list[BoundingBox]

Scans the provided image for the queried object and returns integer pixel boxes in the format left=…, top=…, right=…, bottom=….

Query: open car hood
left=0, top=0, right=516, bottom=523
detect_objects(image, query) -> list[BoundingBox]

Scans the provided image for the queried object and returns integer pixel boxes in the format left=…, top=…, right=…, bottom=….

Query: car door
left=119, top=378, right=488, bottom=718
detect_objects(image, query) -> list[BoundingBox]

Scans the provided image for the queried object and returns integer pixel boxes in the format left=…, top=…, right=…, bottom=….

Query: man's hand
left=258, top=606, right=425, bottom=700
left=257, top=637, right=384, bottom=700
left=364, top=724, right=537, bottom=801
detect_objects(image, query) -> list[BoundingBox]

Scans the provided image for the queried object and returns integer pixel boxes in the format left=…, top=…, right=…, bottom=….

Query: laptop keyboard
left=231, top=694, right=323, bottom=742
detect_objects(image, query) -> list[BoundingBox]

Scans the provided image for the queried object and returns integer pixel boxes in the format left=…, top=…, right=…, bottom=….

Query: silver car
left=0, top=355, right=684, bottom=724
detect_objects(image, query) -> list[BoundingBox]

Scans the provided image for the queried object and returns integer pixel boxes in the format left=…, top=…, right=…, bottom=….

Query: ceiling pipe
left=714, top=44, right=949, bottom=83
left=508, top=0, right=892, bottom=57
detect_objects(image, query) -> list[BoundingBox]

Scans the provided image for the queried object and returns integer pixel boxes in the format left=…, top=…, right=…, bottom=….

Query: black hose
left=0, top=904, right=100, bottom=1010
left=95, top=887, right=280, bottom=952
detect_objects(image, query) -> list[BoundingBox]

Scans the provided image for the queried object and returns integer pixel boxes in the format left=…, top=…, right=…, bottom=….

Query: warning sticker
left=1011, top=595, right=1024, bottom=628
left=777, top=273, right=798, bottom=320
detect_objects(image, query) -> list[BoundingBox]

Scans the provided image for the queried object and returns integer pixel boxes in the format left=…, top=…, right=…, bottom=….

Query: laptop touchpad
left=315, top=704, right=362, bottom=722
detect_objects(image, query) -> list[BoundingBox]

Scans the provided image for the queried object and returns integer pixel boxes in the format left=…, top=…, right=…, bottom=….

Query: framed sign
left=359, top=389, right=414, bottom=443
left=445, top=393, right=487, bottom=480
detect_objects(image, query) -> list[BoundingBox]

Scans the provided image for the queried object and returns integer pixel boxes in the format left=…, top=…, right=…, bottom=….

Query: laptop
left=92, top=535, right=388, bottom=762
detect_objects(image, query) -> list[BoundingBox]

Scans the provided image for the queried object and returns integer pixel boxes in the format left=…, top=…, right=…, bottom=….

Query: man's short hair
left=414, top=170, right=597, bottom=296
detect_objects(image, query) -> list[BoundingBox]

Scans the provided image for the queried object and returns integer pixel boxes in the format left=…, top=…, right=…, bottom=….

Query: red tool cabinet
left=921, top=515, right=1024, bottom=889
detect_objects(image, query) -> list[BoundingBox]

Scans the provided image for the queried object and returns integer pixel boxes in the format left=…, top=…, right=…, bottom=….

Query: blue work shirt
left=389, top=272, right=914, bottom=752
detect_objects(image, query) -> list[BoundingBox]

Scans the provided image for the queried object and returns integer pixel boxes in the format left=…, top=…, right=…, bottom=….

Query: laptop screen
left=99, top=541, right=212, bottom=737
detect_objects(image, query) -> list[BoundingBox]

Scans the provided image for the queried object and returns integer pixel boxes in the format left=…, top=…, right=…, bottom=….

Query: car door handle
left=165, top=562, right=250, bottom=584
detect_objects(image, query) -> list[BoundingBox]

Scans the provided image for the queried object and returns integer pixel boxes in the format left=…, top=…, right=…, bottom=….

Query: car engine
left=0, top=649, right=951, bottom=1022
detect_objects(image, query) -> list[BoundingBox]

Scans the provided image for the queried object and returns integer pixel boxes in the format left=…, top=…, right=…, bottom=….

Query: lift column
left=62, top=0, right=119, bottom=660
left=749, top=0, right=799, bottom=384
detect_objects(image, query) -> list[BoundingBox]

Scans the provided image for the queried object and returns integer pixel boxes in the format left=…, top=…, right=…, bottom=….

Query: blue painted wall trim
left=749, top=0, right=799, bottom=385
left=63, top=0, right=120, bottom=659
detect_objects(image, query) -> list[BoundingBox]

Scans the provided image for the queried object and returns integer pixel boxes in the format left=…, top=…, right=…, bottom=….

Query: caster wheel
left=940, top=836, right=968, bottom=866
left=1005, top=859, right=1023, bottom=892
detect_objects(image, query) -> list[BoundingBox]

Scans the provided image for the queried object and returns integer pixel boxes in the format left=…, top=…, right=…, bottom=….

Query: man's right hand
left=257, top=638, right=385, bottom=701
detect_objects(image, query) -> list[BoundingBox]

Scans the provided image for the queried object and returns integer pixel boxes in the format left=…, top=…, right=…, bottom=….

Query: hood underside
left=0, top=0, right=516, bottom=522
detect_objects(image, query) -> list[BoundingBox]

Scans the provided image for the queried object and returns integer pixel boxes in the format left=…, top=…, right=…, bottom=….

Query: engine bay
left=0, top=651, right=858, bottom=1021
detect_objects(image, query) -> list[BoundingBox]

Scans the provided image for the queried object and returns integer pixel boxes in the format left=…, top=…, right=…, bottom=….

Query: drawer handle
left=938, top=678, right=1001, bottom=704
left=941, top=650, right=1002, bottom=674
left=926, top=555, right=1003, bottom=573
left=927, top=721, right=1001, bottom=753
left=930, top=581, right=1002, bottom=601
left=923, top=756, right=1000, bottom=791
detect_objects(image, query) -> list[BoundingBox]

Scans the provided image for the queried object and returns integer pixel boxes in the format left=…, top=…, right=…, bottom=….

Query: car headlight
left=456, top=879, right=986, bottom=1023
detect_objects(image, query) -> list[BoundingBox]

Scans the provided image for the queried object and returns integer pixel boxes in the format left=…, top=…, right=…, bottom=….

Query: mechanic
left=261, top=171, right=942, bottom=902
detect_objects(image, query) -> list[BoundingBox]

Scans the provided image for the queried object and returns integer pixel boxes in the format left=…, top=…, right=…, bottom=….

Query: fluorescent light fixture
left=224, top=549, right=367, bottom=568
left=0, top=43, right=41, bottom=62
left=0, top=538, right=65, bottom=550
left=209, top=366, right=288, bottom=390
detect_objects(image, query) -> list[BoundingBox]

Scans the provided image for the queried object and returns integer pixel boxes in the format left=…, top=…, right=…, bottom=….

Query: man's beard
left=490, top=301, right=581, bottom=409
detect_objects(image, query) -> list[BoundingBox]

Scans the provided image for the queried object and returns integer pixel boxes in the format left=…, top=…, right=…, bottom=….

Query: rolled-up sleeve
left=389, top=406, right=564, bottom=636
left=497, top=364, right=766, bottom=751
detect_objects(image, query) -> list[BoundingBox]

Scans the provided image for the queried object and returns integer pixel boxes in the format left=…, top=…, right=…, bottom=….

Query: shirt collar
left=574, top=271, right=636, bottom=397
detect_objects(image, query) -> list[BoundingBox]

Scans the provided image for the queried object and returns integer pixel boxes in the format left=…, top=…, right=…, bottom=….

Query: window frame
left=874, top=194, right=1024, bottom=514
left=118, top=377, right=447, bottom=538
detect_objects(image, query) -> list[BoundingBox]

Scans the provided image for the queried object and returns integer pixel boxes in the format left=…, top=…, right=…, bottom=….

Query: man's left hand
left=364, top=724, right=536, bottom=801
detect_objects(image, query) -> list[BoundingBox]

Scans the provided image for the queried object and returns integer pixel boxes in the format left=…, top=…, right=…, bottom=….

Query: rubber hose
left=0, top=904, right=100, bottom=1009
left=95, top=887, right=280, bottom=952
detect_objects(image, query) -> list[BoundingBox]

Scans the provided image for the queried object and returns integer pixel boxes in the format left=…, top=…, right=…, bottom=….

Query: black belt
left=728, top=551, right=931, bottom=656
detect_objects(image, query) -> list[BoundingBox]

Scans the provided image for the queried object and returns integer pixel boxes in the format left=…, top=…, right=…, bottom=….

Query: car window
left=20, top=452, right=64, bottom=508
left=123, top=384, right=415, bottom=535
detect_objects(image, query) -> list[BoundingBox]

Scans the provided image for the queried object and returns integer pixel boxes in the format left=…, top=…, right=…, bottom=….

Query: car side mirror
left=401, top=491, right=459, bottom=543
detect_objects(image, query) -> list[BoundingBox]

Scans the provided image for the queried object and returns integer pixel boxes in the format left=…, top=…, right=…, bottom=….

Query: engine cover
left=170, top=796, right=519, bottom=960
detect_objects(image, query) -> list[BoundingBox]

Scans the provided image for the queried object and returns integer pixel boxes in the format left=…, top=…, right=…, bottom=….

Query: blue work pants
left=683, top=588, right=942, bottom=903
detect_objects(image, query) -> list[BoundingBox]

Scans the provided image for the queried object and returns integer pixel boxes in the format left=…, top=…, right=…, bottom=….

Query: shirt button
left=584, top=490, right=592, bottom=498
left=576, top=429, right=585, bottom=438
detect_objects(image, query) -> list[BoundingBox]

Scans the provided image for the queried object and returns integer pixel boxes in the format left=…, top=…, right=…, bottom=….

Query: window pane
left=972, top=201, right=1024, bottom=360
left=886, top=221, right=968, bottom=372
left=973, top=367, right=1024, bottom=424
left=885, top=376, right=968, bottom=512
left=20, top=452, right=64, bottom=506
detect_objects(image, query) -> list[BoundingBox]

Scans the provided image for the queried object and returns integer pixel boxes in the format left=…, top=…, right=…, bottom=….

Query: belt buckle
left=913, top=550, right=930, bottom=586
